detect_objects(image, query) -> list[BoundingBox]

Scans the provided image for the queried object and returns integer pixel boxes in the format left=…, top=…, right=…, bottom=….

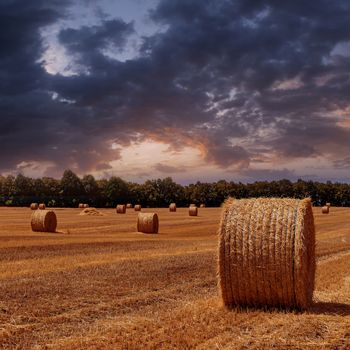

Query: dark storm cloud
left=0, top=0, right=69, bottom=95
left=0, top=0, right=71, bottom=173
left=59, top=19, right=134, bottom=56
left=2, top=0, right=350, bottom=179
left=0, top=0, right=134, bottom=174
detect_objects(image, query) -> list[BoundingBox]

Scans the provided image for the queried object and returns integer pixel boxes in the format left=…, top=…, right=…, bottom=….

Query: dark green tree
left=82, top=174, right=99, bottom=197
left=42, top=177, right=61, bottom=197
left=106, top=177, right=129, bottom=205
left=60, top=170, right=84, bottom=196
left=14, top=174, right=33, bottom=196
left=2, top=175, right=15, bottom=197
left=143, top=177, right=185, bottom=207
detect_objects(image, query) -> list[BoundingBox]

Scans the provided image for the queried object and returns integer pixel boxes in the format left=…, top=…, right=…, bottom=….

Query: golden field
left=0, top=207, right=349, bottom=349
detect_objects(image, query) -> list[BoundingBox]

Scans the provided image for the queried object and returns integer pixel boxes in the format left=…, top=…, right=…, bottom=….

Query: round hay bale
left=200, top=204, right=206, bottom=208
left=38, top=203, right=46, bottom=210
left=126, top=203, right=133, bottom=209
left=83, top=204, right=89, bottom=208
left=31, top=210, right=57, bottom=233
left=78, top=203, right=84, bottom=208
left=134, top=204, right=141, bottom=211
left=116, top=204, right=126, bottom=214
left=169, top=203, right=176, bottom=212
left=190, top=203, right=196, bottom=207
left=322, top=206, right=329, bottom=214
left=189, top=206, right=198, bottom=216
left=30, top=203, right=38, bottom=210
left=137, top=212, right=158, bottom=234
left=326, top=202, right=331, bottom=207
left=218, top=197, right=315, bottom=310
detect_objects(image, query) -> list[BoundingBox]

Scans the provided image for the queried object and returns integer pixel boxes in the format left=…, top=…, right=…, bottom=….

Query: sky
left=2, top=0, right=350, bottom=184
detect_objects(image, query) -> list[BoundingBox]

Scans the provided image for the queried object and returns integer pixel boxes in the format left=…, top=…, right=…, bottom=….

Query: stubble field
left=0, top=206, right=349, bottom=349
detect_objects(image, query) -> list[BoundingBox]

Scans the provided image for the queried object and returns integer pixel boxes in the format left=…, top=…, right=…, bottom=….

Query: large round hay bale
left=83, top=204, right=89, bottom=208
left=200, top=204, right=206, bottom=208
left=218, top=197, right=315, bottom=310
left=30, top=203, right=38, bottom=210
left=169, top=203, right=176, bottom=212
left=189, top=206, right=198, bottom=216
left=134, top=204, right=141, bottom=211
left=137, top=213, right=158, bottom=234
left=78, top=203, right=84, bottom=208
left=322, top=206, right=329, bottom=214
left=38, top=203, right=46, bottom=210
left=116, top=204, right=126, bottom=214
left=126, top=203, right=133, bottom=209
left=31, top=210, right=57, bottom=233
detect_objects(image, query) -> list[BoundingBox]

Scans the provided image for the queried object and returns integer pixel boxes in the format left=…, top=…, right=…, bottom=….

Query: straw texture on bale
left=322, top=206, right=329, bottom=214
left=200, top=204, right=206, bottom=208
left=126, top=203, right=133, bottom=209
left=83, top=204, right=89, bottom=208
left=189, top=206, right=198, bottom=216
left=30, top=203, right=38, bottom=210
left=137, top=213, right=159, bottom=234
left=169, top=203, right=176, bottom=212
left=31, top=210, right=57, bottom=233
left=38, top=203, right=46, bottom=210
left=326, top=202, right=331, bottom=207
left=78, top=203, right=84, bottom=208
left=134, top=204, right=141, bottom=211
left=218, top=197, right=315, bottom=310
left=116, top=204, right=126, bottom=214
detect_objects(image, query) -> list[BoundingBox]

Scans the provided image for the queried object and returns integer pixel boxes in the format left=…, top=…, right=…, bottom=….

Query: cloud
left=2, top=0, right=350, bottom=181
left=153, top=163, right=187, bottom=174
left=333, top=157, right=350, bottom=169
left=239, top=168, right=298, bottom=182
left=58, top=18, right=134, bottom=70
left=0, top=0, right=69, bottom=95
left=59, top=19, right=133, bottom=52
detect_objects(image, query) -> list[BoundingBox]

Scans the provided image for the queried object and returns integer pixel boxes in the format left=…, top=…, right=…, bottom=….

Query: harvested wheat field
left=0, top=207, right=349, bottom=349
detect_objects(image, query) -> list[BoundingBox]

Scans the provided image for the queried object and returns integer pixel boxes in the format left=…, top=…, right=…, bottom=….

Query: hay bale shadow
left=310, top=302, right=350, bottom=316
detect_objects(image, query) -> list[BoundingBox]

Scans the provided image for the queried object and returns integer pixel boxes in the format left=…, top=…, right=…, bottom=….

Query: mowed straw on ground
left=0, top=207, right=349, bottom=349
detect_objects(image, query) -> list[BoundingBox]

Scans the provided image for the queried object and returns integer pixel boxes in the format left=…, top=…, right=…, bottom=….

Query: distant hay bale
left=79, top=207, right=103, bottom=216
left=78, top=203, right=84, bottom=208
left=30, top=203, right=38, bottom=210
left=190, top=203, right=196, bottom=207
left=200, top=204, right=206, bottom=208
left=126, top=203, right=133, bottom=209
left=83, top=204, right=89, bottom=208
left=169, top=203, right=176, bottom=212
left=189, top=206, right=198, bottom=216
left=137, top=212, right=159, bottom=234
left=322, top=206, right=329, bottom=214
left=134, top=204, right=141, bottom=211
left=38, top=203, right=46, bottom=210
left=218, top=197, right=315, bottom=310
left=116, top=204, right=126, bottom=214
left=31, top=210, right=57, bottom=233
left=326, top=202, right=331, bottom=207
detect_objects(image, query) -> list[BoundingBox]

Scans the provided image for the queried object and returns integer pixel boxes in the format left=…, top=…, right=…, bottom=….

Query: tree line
left=0, top=170, right=348, bottom=207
